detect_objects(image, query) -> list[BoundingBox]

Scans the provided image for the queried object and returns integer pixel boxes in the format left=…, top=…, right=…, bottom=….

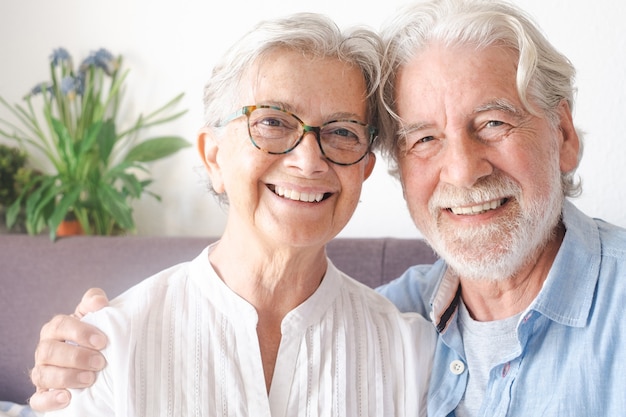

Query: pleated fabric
left=49, top=246, right=435, bottom=417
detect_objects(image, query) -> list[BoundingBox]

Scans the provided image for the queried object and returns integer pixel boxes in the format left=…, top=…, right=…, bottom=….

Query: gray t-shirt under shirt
left=455, top=300, right=521, bottom=417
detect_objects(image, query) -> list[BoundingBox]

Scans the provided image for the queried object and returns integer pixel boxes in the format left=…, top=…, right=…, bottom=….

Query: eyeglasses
left=219, top=105, right=377, bottom=166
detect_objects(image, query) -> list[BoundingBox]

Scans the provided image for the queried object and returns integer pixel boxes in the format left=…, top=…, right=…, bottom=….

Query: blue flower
left=50, top=48, right=72, bottom=67
left=26, top=82, right=52, bottom=98
left=74, top=73, right=86, bottom=95
left=94, top=48, right=114, bottom=65
left=79, top=48, right=117, bottom=76
left=60, top=76, right=82, bottom=99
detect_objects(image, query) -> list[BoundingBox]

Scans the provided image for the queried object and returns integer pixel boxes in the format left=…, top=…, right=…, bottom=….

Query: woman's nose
left=284, top=131, right=329, bottom=174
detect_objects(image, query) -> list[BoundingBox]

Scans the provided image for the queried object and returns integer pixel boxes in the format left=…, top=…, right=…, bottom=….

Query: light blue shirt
left=377, top=200, right=626, bottom=416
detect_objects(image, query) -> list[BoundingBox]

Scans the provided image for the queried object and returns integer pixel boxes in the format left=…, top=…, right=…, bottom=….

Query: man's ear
left=556, top=100, right=580, bottom=173
left=197, top=128, right=225, bottom=193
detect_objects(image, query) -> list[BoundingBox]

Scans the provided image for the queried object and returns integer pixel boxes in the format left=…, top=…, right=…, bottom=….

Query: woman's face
left=199, top=48, right=375, bottom=249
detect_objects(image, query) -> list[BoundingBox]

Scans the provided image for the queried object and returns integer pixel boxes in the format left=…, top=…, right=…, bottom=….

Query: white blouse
left=46, top=247, right=435, bottom=417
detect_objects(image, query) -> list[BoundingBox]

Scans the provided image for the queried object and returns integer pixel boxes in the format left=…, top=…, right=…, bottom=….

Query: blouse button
left=449, top=360, right=465, bottom=375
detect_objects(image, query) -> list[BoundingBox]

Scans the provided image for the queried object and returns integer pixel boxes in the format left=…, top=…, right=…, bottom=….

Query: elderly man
left=29, top=1, right=626, bottom=416
left=375, top=0, right=626, bottom=415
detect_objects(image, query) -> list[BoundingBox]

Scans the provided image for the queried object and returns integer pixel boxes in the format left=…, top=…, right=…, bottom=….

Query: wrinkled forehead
left=232, top=47, right=322, bottom=104
left=236, top=47, right=369, bottom=118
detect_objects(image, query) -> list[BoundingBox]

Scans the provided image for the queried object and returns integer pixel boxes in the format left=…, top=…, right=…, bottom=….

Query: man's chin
left=426, top=225, right=525, bottom=281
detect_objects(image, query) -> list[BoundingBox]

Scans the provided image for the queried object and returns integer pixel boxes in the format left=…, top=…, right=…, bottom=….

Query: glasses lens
left=248, top=107, right=302, bottom=153
left=320, top=121, right=371, bottom=164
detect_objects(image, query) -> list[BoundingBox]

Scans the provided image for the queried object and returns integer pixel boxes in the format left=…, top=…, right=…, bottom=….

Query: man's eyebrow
left=473, top=99, right=525, bottom=117
left=397, top=121, right=434, bottom=137
left=396, top=99, right=526, bottom=137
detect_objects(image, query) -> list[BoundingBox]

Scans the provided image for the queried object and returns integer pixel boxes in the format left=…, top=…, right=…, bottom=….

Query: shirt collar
left=429, top=268, right=461, bottom=333
left=528, top=200, right=601, bottom=327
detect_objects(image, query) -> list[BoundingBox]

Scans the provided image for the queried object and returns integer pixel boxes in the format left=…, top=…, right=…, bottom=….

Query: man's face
left=393, top=43, right=579, bottom=281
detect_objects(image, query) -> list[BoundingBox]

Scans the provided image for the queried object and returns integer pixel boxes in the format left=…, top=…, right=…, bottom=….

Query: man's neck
left=459, top=224, right=565, bottom=322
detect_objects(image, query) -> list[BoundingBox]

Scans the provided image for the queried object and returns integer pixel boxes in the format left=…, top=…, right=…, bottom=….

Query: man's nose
left=439, top=131, right=493, bottom=188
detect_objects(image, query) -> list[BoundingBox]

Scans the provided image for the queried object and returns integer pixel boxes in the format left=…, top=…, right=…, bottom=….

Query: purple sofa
left=0, top=235, right=438, bottom=404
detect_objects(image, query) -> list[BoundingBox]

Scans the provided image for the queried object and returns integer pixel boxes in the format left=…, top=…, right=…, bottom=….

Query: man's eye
left=417, top=136, right=435, bottom=144
left=404, top=134, right=437, bottom=153
left=486, top=120, right=505, bottom=128
left=406, top=135, right=434, bottom=149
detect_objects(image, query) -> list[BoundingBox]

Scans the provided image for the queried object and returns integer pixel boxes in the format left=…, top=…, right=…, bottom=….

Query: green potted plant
left=0, top=143, right=42, bottom=233
left=0, top=47, right=189, bottom=239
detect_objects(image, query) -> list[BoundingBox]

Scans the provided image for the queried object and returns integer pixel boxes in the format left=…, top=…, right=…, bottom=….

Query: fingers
left=28, top=288, right=110, bottom=412
left=74, top=287, right=110, bottom=319
left=31, top=361, right=99, bottom=390
left=39, top=314, right=108, bottom=350
left=35, top=338, right=106, bottom=374
left=33, top=314, right=107, bottom=393
left=29, top=388, right=71, bottom=412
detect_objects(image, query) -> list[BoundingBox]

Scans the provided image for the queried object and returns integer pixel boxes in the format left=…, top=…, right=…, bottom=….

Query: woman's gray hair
left=379, top=0, right=583, bottom=197
left=200, top=13, right=383, bottom=203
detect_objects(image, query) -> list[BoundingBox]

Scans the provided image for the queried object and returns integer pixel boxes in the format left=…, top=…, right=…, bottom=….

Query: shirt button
left=502, top=362, right=511, bottom=377
left=449, top=360, right=465, bottom=375
left=429, top=311, right=436, bottom=322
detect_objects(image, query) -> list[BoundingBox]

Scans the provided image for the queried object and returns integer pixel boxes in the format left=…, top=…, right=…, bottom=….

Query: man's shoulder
left=375, top=260, right=446, bottom=316
left=595, top=218, right=626, bottom=257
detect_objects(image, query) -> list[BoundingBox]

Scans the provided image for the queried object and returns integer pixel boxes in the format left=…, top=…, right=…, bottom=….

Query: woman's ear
left=363, top=151, right=376, bottom=181
left=197, top=128, right=225, bottom=193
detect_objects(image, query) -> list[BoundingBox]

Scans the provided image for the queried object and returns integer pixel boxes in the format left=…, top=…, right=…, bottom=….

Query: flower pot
left=56, top=219, right=84, bottom=237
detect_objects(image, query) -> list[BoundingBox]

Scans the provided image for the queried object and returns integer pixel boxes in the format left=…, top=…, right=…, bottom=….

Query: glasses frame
left=219, top=105, right=377, bottom=166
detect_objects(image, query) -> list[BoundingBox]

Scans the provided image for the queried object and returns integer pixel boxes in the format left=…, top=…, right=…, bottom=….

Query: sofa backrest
left=0, top=235, right=438, bottom=404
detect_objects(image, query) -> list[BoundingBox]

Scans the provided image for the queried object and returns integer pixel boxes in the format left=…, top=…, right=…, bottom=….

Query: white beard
left=422, top=170, right=563, bottom=282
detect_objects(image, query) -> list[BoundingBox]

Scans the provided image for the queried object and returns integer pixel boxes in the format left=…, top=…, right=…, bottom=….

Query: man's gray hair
left=378, top=0, right=582, bottom=197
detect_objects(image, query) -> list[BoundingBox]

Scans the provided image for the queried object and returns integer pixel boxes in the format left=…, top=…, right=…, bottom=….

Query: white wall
left=1, top=0, right=625, bottom=238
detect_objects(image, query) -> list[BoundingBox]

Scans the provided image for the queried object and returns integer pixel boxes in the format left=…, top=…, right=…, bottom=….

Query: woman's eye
left=260, top=117, right=283, bottom=127
left=330, top=127, right=358, bottom=139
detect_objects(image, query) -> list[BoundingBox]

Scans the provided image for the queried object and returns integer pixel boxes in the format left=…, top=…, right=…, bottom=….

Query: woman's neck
left=208, top=231, right=328, bottom=393
left=210, top=232, right=327, bottom=309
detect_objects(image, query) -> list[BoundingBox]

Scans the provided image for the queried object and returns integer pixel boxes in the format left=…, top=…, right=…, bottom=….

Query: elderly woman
left=41, top=12, right=434, bottom=417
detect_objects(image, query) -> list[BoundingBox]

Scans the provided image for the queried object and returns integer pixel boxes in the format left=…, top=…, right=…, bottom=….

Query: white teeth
left=450, top=199, right=503, bottom=215
left=274, top=186, right=324, bottom=203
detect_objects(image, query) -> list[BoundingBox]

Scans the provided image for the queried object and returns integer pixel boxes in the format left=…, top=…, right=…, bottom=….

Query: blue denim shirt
left=377, top=201, right=626, bottom=416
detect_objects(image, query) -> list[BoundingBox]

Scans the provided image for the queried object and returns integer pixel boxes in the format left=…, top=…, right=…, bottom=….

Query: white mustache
left=428, top=174, right=521, bottom=215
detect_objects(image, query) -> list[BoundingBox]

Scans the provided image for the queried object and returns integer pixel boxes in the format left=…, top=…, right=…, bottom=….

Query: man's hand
left=29, top=288, right=110, bottom=411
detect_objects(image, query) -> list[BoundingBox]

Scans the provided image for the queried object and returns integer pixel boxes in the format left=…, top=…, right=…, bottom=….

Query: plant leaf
left=97, top=119, right=117, bottom=162
left=5, top=195, right=24, bottom=228
left=50, top=118, right=76, bottom=172
left=98, top=183, right=134, bottom=230
left=78, top=120, right=104, bottom=158
left=25, top=176, right=60, bottom=235
left=115, top=171, right=144, bottom=199
left=47, top=187, right=81, bottom=240
left=123, top=136, right=189, bottom=163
